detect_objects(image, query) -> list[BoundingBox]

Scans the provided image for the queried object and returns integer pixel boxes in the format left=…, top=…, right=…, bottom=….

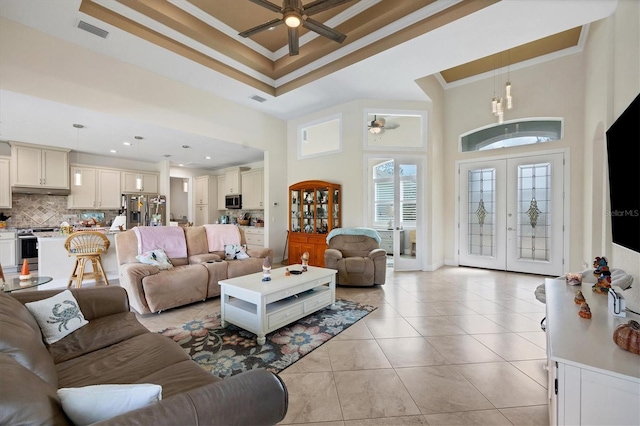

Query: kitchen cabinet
left=121, top=172, right=158, bottom=194
left=0, top=157, right=11, bottom=208
left=241, top=168, right=264, bottom=210
left=194, top=175, right=217, bottom=226
left=195, top=205, right=208, bottom=226
left=242, top=227, right=264, bottom=250
left=223, top=167, right=249, bottom=195
left=68, top=167, right=121, bottom=209
left=545, top=278, right=640, bottom=425
left=0, top=231, right=17, bottom=270
left=289, top=180, right=341, bottom=267
left=10, top=143, right=69, bottom=189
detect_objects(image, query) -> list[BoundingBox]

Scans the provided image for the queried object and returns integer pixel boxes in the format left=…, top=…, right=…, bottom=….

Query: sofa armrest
left=118, top=263, right=160, bottom=314
left=324, top=248, right=343, bottom=270
left=10, top=287, right=130, bottom=320
left=93, top=369, right=288, bottom=426
left=368, top=248, right=387, bottom=260
left=246, top=247, right=273, bottom=259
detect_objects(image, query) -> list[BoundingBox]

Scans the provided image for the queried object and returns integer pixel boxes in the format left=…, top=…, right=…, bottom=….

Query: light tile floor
left=14, top=266, right=551, bottom=425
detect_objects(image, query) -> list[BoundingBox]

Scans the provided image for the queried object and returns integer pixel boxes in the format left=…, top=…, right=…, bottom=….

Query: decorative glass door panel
left=459, top=153, right=564, bottom=276
left=467, top=168, right=496, bottom=257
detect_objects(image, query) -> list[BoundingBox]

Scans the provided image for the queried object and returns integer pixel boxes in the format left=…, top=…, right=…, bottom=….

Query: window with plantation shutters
left=373, top=161, right=417, bottom=227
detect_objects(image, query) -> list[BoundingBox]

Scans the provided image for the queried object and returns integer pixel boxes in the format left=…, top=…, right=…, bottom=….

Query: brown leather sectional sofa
left=115, top=225, right=273, bottom=314
left=0, top=286, right=288, bottom=425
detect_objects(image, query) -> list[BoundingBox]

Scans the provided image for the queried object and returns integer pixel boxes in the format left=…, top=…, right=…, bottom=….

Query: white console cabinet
left=544, top=278, right=640, bottom=426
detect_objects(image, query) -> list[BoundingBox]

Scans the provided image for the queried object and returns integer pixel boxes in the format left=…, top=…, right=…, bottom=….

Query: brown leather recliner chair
left=324, top=230, right=387, bottom=286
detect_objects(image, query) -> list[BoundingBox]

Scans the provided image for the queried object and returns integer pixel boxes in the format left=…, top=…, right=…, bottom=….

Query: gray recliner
left=324, top=231, right=387, bottom=286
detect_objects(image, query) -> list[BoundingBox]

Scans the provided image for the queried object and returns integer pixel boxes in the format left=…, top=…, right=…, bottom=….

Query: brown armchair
left=324, top=229, right=387, bottom=286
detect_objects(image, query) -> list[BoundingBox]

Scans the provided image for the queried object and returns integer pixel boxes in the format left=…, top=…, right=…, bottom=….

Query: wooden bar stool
left=64, top=231, right=110, bottom=288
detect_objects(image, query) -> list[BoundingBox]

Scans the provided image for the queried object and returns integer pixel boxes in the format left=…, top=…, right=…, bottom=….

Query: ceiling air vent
left=77, top=20, right=109, bottom=39
left=250, top=95, right=267, bottom=103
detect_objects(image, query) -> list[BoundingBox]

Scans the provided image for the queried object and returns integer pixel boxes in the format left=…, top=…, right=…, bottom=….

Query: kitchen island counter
left=37, top=233, right=119, bottom=288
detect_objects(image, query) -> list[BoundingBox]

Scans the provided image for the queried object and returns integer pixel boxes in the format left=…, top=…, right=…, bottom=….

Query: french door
left=368, top=156, right=424, bottom=271
left=459, top=152, right=565, bottom=276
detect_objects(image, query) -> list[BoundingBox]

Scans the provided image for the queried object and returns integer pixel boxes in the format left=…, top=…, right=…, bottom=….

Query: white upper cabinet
left=223, top=167, right=249, bottom=195
left=10, top=143, right=69, bottom=189
left=121, top=172, right=159, bottom=194
left=194, top=176, right=209, bottom=205
left=0, top=158, right=11, bottom=208
left=241, top=168, right=264, bottom=210
left=68, top=167, right=121, bottom=209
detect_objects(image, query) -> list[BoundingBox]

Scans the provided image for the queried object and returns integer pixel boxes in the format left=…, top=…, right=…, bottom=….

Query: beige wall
left=287, top=98, right=434, bottom=268
left=442, top=54, right=586, bottom=269
left=584, top=0, right=640, bottom=308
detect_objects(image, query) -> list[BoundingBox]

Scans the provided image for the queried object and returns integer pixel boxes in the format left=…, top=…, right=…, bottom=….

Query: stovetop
left=17, top=227, right=57, bottom=235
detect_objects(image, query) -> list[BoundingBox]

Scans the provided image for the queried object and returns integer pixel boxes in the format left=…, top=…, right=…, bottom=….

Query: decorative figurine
left=578, top=302, right=592, bottom=319
left=566, top=273, right=582, bottom=286
left=261, top=256, right=271, bottom=282
left=285, top=268, right=291, bottom=276
left=574, top=290, right=585, bottom=304
left=19, top=259, right=31, bottom=281
left=592, top=256, right=612, bottom=294
left=301, top=251, right=309, bottom=272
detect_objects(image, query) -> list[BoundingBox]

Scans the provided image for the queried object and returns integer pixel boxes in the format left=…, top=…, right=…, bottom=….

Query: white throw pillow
left=136, top=248, right=174, bottom=270
left=225, top=244, right=250, bottom=260
left=24, top=290, right=88, bottom=344
left=58, top=384, right=162, bottom=425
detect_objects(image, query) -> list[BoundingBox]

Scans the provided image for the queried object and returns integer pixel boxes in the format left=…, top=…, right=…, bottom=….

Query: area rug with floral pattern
left=158, top=299, right=376, bottom=377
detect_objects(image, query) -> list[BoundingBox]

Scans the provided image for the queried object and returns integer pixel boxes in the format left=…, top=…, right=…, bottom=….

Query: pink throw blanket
left=133, top=226, right=188, bottom=259
left=203, top=224, right=241, bottom=252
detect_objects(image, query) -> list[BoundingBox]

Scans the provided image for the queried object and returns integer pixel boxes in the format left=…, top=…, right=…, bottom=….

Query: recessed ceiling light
left=182, top=145, right=190, bottom=149
left=123, top=142, right=132, bottom=146
left=205, top=156, right=211, bottom=160
left=134, top=136, right=143, bottom=140
left=72, top=123, right=84, bottom=128
left=162, top=154, right=171, bottom=157
left=110, top=150, right=117, bottom=153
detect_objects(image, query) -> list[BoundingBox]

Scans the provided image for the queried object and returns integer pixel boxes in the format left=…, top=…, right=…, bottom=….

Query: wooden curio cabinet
left=288, top=180, right=341, bottom=267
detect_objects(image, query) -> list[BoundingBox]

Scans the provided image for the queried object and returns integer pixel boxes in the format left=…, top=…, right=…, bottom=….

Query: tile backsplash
left=1, top=194, right=119, bottom=228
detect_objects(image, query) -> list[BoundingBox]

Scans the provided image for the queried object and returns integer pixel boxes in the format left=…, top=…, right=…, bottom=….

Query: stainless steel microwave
left=225, top=194, right=242, bottom=209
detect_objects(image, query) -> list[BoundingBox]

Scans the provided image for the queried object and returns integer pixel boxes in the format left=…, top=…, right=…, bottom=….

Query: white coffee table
left=218, top=265, right=337, bottom=345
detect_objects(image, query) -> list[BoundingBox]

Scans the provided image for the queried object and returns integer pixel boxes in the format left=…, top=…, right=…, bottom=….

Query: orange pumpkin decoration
left=613, top=320, right=640, bottom=355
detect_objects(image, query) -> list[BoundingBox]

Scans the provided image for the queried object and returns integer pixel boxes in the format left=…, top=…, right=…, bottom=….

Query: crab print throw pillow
left=25, top=290, right=88, bottom=344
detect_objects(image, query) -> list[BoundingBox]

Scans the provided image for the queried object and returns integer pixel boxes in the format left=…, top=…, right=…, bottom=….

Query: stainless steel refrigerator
left=122, top=194, right=166, bottom=228
left=149, top=195, right=167, bottom=226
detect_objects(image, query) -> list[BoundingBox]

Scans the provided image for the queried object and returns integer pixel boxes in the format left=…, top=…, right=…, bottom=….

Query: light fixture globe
left=284, top=11, right=301, bottom=28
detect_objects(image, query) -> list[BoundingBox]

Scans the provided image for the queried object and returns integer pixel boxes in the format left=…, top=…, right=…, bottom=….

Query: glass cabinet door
left=316, top=187, right=329, bottom=233
left=290, top=189, right=302, bottom=232
left=302, top=188, right=315, bottom=233
left=333, top=188, right=340, bottom=229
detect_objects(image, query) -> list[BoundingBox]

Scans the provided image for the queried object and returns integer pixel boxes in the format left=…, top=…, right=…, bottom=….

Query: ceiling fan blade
left=302, top=17, right=346, bottom=43
left=385, top=122, right=400, bottom=129
left=288, top=26, right=299, bottom=56
left=304, top=0, right=356, bottom=16
left=248, top=0, right=282, bottom=14
left=239, top=18, right=283, bottom=38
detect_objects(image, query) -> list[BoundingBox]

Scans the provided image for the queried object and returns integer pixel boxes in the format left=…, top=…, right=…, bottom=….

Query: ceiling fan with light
left=368, top=116, right=400, bottom=134
left=238, top=0, right=355, bottom=56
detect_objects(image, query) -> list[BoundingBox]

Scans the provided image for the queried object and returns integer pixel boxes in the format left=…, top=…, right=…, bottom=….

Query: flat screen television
left=605, top=93, right=640, bottom=253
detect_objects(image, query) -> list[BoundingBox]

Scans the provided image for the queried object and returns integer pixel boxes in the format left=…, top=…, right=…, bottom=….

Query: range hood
left=11, top=186, right=70, bottom=196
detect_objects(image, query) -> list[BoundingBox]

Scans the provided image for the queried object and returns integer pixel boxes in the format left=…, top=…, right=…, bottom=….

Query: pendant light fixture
left=72, top=124, right=84, bottom=186
left=135, top=136, right=143, bottom=191
left=490, top=50, right=513, bottom=124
